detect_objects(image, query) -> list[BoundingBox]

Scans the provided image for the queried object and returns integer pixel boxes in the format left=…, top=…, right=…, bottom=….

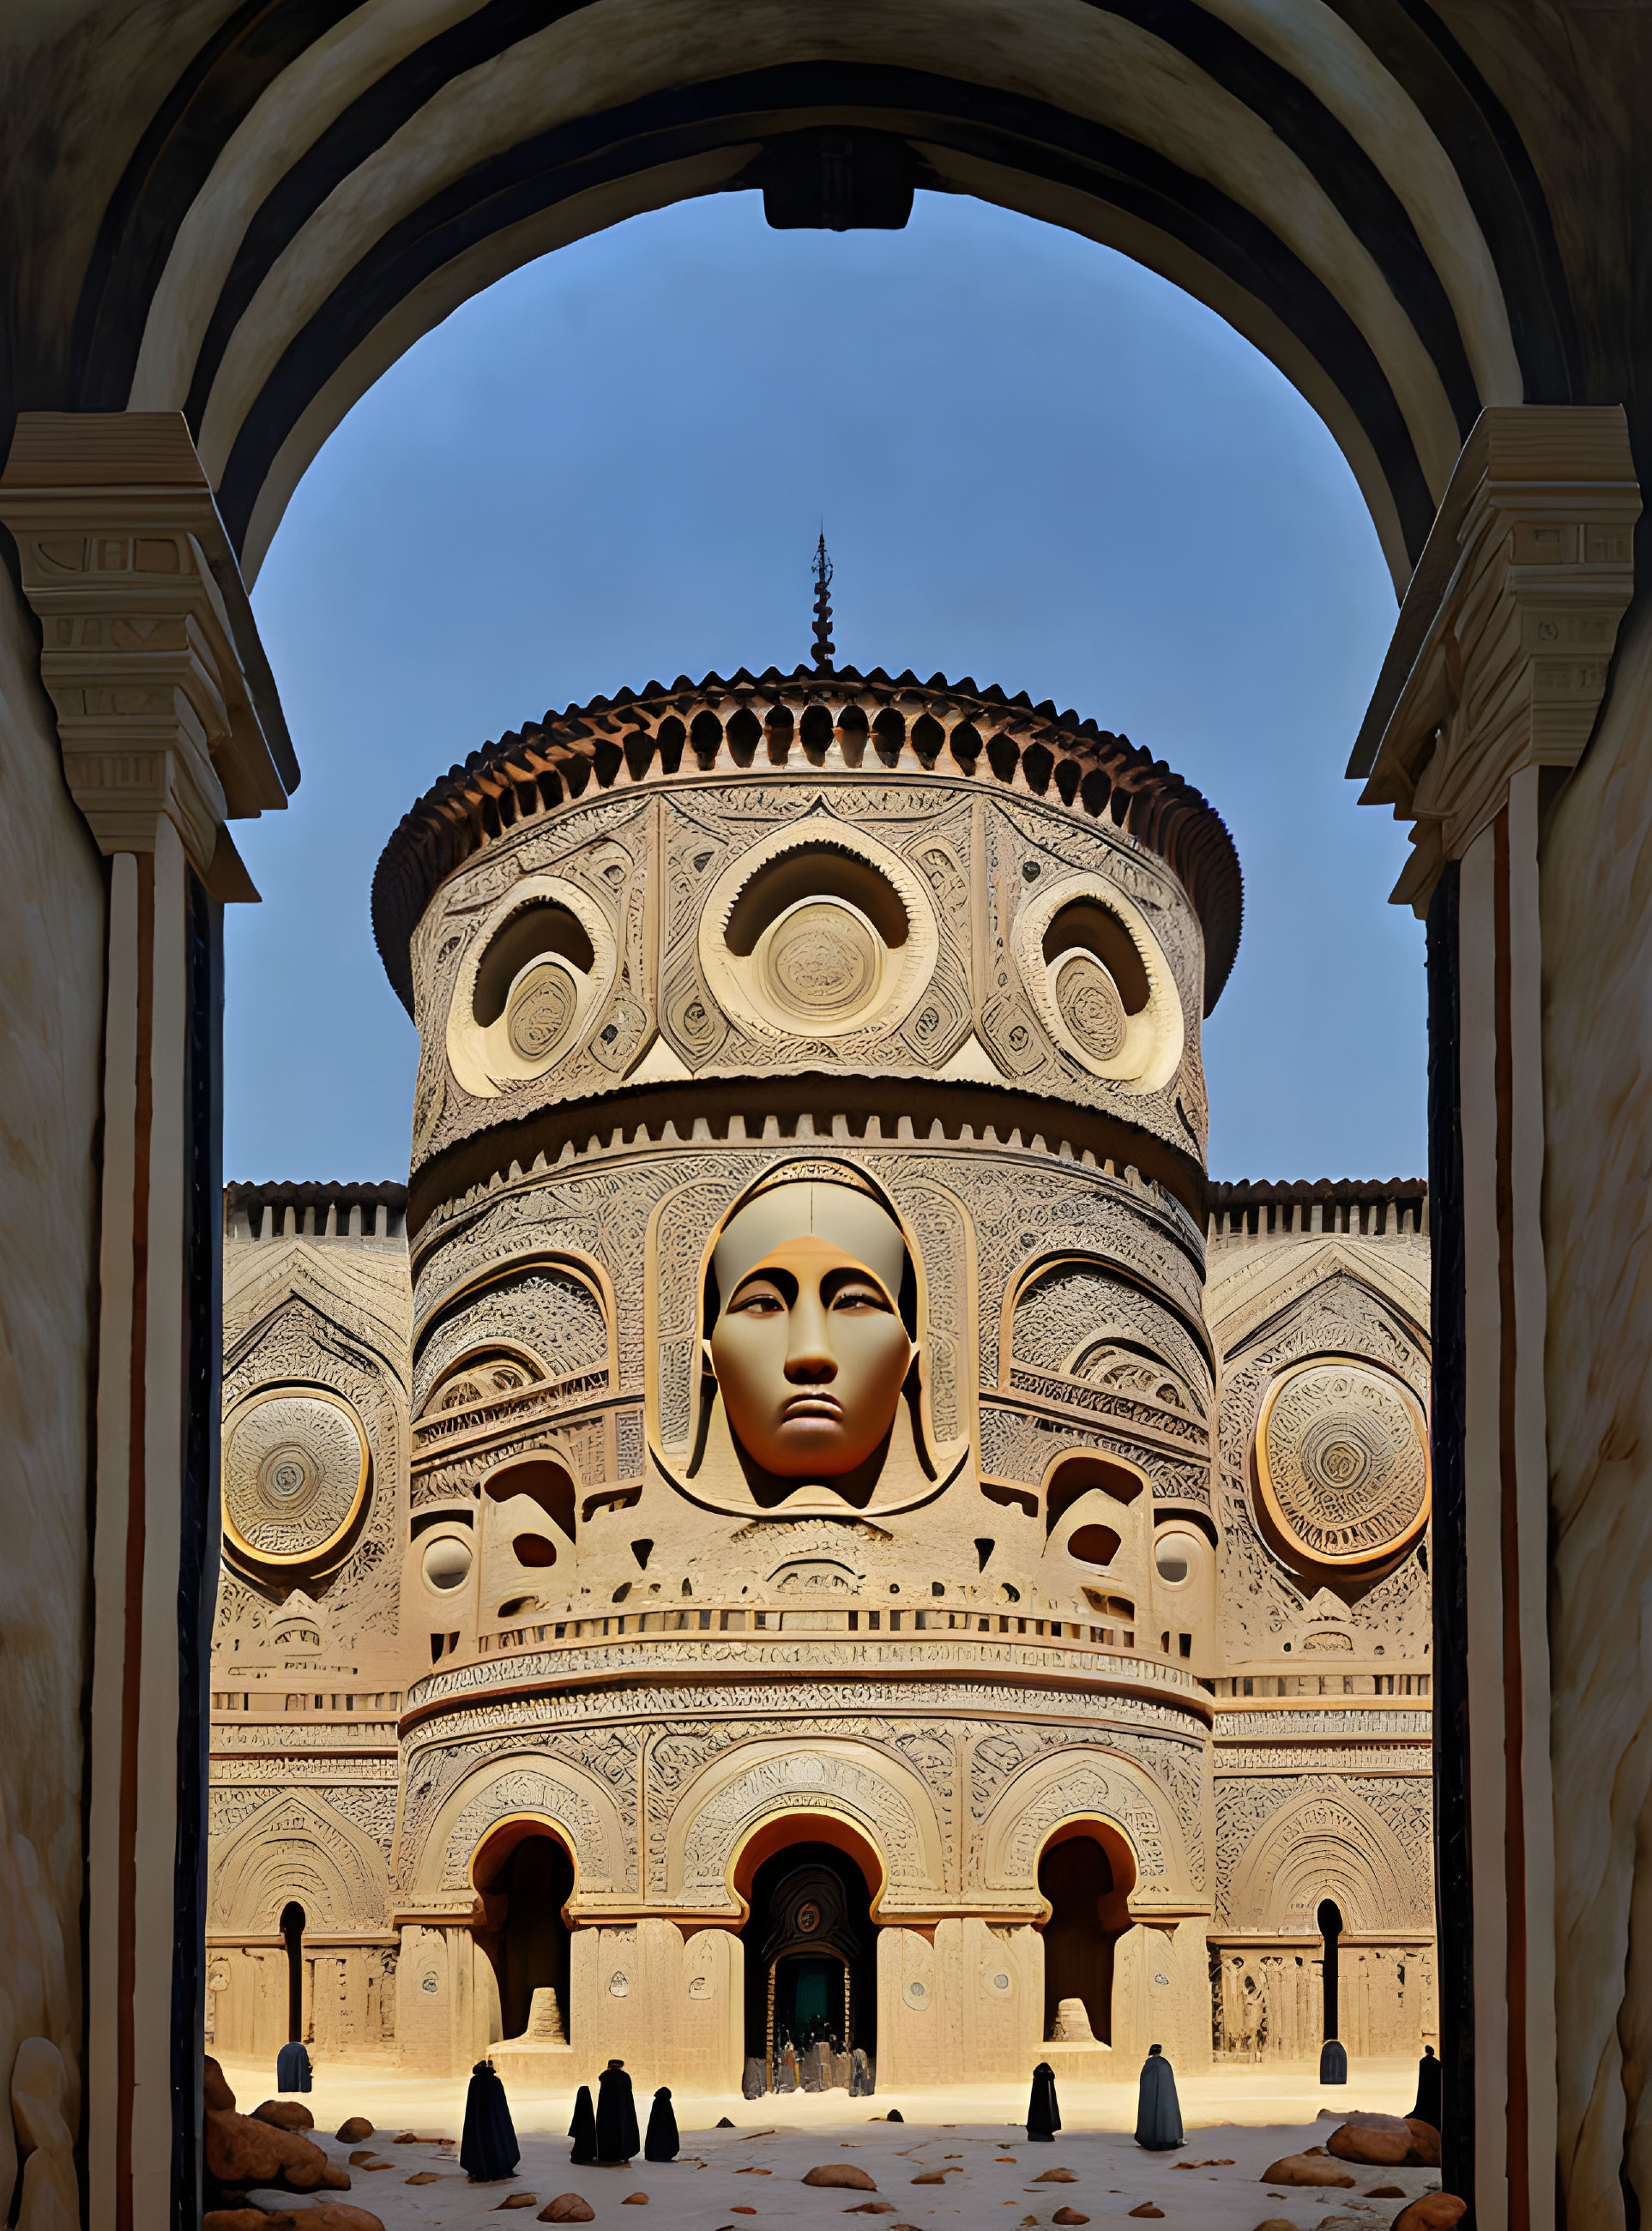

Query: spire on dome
left=811, top=530, right=835, bottom=673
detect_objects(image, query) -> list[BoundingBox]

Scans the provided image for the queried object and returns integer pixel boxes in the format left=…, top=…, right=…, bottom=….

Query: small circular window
left=422, top=1533, right=473, bottom=1593
left=1155, top=1532, right=1198, bottom=1586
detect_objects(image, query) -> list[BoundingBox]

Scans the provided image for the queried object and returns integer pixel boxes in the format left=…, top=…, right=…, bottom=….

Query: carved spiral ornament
left=221, top=1389, right=370, bottom=1569
left=1256, top=1359, right=1429, bottom=1568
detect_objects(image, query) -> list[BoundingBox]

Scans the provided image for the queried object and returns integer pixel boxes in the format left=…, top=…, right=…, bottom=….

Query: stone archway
left=55, top=5, right=1571, bottom=588
left=3, top=12, right=1645, bottom=2228
left=732, top=1821, right=883, bottom=2093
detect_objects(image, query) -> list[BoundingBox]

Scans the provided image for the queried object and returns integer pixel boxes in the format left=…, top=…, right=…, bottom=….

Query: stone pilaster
left=0, top=413, right=294, bottom=2231
left=1353, top=406, right=1641, bottom=2231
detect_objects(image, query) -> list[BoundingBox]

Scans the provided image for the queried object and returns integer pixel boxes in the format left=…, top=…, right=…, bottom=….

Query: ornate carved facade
left=208, top=662, right=1433, bottom=2084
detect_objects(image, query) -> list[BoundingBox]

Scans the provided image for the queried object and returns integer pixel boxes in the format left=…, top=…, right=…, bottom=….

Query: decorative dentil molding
left=1352, top=406, right=1641, bottom=914
left=0, top=411, right=295, bottom=889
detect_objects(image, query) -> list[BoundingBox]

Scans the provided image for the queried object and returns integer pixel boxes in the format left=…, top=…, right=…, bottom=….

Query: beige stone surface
left=1542, top=594, right=1652, bottom=2222
left=0, top=564, right=104, bottom=2174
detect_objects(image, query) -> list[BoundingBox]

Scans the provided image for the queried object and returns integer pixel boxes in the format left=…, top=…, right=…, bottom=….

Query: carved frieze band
left=0, top=412, right=293, bottom=882
left=1353, top=406, right=1641, bottom=913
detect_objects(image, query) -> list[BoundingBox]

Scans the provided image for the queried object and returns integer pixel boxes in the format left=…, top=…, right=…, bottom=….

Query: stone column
left=1353, top=405, right=1641, bottom=2231
left=0, top=413, right=294, bottom=2231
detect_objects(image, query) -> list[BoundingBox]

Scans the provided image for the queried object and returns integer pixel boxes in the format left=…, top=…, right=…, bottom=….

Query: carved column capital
left=0, top=412, right=296, bottom=893
left=1351, top=406, right=1641, bottom=914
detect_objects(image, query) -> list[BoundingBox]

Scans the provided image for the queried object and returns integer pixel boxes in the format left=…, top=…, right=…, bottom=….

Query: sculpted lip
left=781, top=1393, right=843, bottom=1420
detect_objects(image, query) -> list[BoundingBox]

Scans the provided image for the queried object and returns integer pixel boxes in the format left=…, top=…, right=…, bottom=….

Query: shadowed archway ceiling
left=35, top=0, right=1589, bottom=585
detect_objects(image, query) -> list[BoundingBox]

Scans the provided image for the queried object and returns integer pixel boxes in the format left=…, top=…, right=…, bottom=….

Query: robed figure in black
left=1026, top=2061, right=1060, bottom=2141
left=1134, top=2043, right=1183, bottom=2150
left=460, top=2061, right=519, bottom=2181
left=274, top=2041, right=311, bottom=2094
left=595, top=2059, right=640, bottom=2164
left=569, top=2085, right=597, bottom=2165
left=643, top=2087, right=678, bottom=2162
left=1410, top=2046, right=1442, bottom=2130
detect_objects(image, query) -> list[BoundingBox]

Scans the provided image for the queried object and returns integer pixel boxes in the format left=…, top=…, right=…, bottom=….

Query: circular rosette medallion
left=221, top=1388, right=371, bottom=1571
left=1256, top=1358, right=1429, bottom=1569
left=1052, top=950, right=1128, bottom=1062
left=759, top=898, right=883, bottom=1022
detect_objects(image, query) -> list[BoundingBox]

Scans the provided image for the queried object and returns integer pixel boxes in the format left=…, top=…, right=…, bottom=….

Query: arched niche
left=471, top=1816, right=577, bottom=2047
left=1043, top=1450, right=1146, bottom=1536
left=484, top=1455, right=578, bottom=1541
left=730, top=1809, right=887, bottom=1914
left=1035, top=1817, right=1137, bottom=2045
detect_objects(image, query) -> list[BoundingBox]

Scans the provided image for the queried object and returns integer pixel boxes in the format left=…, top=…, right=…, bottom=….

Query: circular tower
left=371, top=638, right=1242, bottom=2090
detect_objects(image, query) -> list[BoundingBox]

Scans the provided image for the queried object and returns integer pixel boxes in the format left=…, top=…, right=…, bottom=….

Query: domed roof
left=371, top=661, right=1242, bottom=1017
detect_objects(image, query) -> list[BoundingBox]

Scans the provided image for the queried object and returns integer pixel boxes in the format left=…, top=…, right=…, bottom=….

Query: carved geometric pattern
left=990, top=1755, right=1170, bottom=1884
left=1257, top=1358, right=1429, bottom=1565
left=676, top=1747, right=933, bottom=1897
left=1219, top=1777, right=1432, bottom=1933
left=436, top=1762, right=617, bottom=1892
left=208, top=1790, right=389, bottom=1930
left=413, top=1263, right=607, bottom=1413
left=221, top=1390, right=368, bottom=1566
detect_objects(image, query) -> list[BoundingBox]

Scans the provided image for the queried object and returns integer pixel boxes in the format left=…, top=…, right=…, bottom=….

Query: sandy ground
left=216, top=2056, right=1443, bottom=2231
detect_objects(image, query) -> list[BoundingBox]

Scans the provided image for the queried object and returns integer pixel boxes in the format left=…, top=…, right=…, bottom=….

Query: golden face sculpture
left=702, top=1179, right=917, bottom=1489
left=709, top=1233, right=913, bottom=1478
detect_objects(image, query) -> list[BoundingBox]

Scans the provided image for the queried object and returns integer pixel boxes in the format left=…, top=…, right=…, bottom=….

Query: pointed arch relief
left=208, top=1790, right=389, bottom=1933
left=413, top=1752, right=627, bottom=1902
left=663, top=1738, right=945, bottom=1915
left=1227, top=1790, right=1430, bottom=1936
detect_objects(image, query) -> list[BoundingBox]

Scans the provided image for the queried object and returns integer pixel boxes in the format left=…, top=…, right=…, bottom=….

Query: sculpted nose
left=785, top=1295, right=836, bottom=1384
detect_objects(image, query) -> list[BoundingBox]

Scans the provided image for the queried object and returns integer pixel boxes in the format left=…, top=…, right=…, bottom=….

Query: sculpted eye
left=730, top=1279, right=787, bottom=1316
left=829, top=1281, right=891, bottom=1313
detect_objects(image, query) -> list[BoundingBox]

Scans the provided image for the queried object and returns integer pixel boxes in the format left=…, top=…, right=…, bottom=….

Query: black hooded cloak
left=643, top=2087, right=678, bottom=2162
left=460, top=2061, right=519, bottom=2182
left=274, top=2041, right=311, bottom=2094
left=569, top=2085, right=597, bottom=2165
left=595, top=2059, right=639, bottom=2164
left=1135, top=2044, right=1183, bottom=2150
left=1409, top=2046, right=1442, bottom=2130
left=1026, top=2061, right=1060, bottom=2141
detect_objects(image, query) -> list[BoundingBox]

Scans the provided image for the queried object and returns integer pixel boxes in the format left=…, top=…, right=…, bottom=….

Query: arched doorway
left=279, top=1901, right=305, bottom=2042
left=738, top=1832, right=878, bottom=2090
left=473, top=1823, right=576, bottom=2044
left=1037, top=1821, right=1135, bottom=2044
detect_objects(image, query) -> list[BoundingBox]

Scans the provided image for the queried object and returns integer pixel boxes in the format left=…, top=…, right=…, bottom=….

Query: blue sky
left=236, top=190, right=1420, bottom=1186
